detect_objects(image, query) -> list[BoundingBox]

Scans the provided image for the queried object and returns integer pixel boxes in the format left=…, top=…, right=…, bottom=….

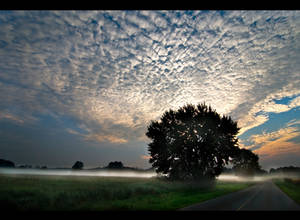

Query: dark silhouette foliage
left=72, top=161, right=84, bottom=169
left=0, top=158, right=15, bottom=168
left=231, top=148, right=261, bottom=176
left=18, top=164, right=32, bottom=168
left=256, top=168, right=268, bottom=175
left=107, top=161, right=124, bottom=169
left=146, top=103, right=240, bottom=181
left=269, top=166, right=300, bottom=176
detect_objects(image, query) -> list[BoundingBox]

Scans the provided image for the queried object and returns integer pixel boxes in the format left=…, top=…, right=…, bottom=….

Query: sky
left=0, top=10, right=299, bottom=171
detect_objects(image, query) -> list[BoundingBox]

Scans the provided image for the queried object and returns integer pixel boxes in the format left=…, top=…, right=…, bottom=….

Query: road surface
left=180, top=180, right=300, bottom=211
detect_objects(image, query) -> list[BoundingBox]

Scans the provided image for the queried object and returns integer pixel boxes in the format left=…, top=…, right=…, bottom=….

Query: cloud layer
left=0, top=11, right=300, bottom=168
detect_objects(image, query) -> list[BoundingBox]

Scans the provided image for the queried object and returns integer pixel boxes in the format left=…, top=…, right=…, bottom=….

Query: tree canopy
left=231, top=148, right=261, bottom=176
left=107, top=161, right=124, bottom=169
left=0, top=158, right=15, bottom=168
left=72, top=161, right=84, bottom=169
left=146, top=103, right=240, bottom=181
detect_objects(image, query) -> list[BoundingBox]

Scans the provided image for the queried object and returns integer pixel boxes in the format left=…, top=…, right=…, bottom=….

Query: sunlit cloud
left=85, top=133, right=128, bottom=144
left=0, top=112, right=24, bottom=124
left=239, top=114, right=269, bottom=136
left=286, top=119, right=300, bottom=127
left=289, top=96, right=300, bottom=109
left=245, top=126, right=300, bottom=159
left=66, top=128, right=82, bottom=136
left=141, top=155, right=152, bottom=160
left=238, top=92, right=300, bottom=136
left=0, top=110, right=39, bottom=125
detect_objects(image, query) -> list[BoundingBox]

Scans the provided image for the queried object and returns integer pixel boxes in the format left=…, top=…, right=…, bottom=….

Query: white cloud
left=289, top=96, right=300, bottom=109
left=287, top=119, right=300, bottom=127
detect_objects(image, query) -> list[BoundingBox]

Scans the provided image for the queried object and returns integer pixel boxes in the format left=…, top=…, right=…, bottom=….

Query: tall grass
left=273, top=178, right=300, bottom=205
left=0, top=174, right=253, bottom=211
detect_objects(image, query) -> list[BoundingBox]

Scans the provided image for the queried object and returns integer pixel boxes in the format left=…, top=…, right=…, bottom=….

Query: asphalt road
left=180, top=180, right=300, bottom=211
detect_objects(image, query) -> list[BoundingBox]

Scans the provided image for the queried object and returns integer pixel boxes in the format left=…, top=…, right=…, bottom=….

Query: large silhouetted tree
left=231, top=148, right=261, bottom=176
left=146, top=103, right=240, bottom=181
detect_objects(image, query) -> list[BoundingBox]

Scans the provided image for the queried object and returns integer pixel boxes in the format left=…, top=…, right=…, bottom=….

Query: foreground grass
left=273, top=178, right=300, bottom=205
left=0, top=174, right=254, bottom=211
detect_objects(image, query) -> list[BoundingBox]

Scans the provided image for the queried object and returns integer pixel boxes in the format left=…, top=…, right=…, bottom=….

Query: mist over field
left=1, top=167, right=299, bottom=183
left=0, top=168, right=156, bottom=178
left=217, top=173, right=300, bottom=182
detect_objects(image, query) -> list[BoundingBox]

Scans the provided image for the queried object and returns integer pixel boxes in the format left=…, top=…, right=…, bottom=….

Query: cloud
left=238, top=92, right=300, bottom=136
left=66, top=128, right=82, bottom=136
left=251, top=127, right=299, bottom=147
left=141, top=155, right=151, bottom=160
left=0, top=111, right=24, bottom=124
left=253, top=127, right=300, bottom=159
left=85, top=133, right=128, bottom=144
left=0, top=10, right=300, bottom=148
left=287, top=119, right=300, bottom=127
left=289, top=96, right=300, bottom=109
left=0, top=109, right=38, bottom=125
left=238, top=114, right=269, bottom=136
left=242, top=124, right=300, bottom=162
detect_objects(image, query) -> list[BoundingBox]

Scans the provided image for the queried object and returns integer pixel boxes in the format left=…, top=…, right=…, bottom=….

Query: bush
left=284, top=178, right=293, bottom=184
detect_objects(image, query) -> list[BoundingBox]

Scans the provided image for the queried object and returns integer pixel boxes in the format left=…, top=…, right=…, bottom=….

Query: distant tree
left=269, top=168, right=276, bottom=174
left=231, top=148, right=261, bottom=176
left=0, top=159, right=15, bottom=168
left=256, top=168, right=268, bottom=175
left=146, top=103, right=240, bottom=181
left=18, top=164, right=32, bottom=168
left=107, top=161, right=124, bottom=169
left=269, top=166, right=300, bottom=176
left=72, top=161, right=84, bottom=170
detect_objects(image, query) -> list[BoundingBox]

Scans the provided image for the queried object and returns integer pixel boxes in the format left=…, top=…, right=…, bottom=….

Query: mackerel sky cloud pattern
left=0, top=11, right=300, bottom=169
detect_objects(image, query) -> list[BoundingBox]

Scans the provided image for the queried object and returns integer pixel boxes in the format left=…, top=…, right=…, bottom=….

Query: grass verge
left=0, top=174, right=254, bottom=211
left=273, top=178, right=300, bottom=205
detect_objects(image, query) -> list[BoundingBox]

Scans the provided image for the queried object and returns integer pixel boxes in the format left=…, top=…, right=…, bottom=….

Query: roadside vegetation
left=273, top=178, right=300, bottom=205
left=0, top=174, right=254, bottom=211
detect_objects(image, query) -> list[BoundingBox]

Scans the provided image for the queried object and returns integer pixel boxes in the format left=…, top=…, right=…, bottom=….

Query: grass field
left=273, top=178, right=300, bottom=205
left=0, top=174, right=254, bottom=211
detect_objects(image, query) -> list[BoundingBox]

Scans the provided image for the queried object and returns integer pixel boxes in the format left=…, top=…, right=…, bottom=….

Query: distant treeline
left=223, top=166, right=300, bottom=176
left=0, top=158, right=48, bottom=169
left=0, top=158, right=15, bottom=168
left=90, top=161, right=155, bottom=172
left=2, top=157, right=298, bottom=176
left=269, top=166, right=300, bottom=175
left=0, top=158, right=153, bottom=172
